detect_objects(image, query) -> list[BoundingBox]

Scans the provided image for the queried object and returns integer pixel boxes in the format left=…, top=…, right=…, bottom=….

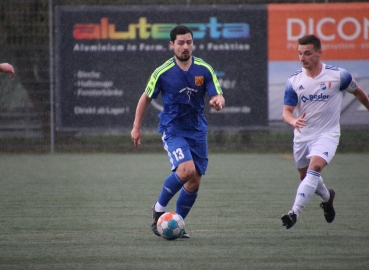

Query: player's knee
left=185, top=181, right=199, bottom=193
left=178, top=168, right=196, bottom=182
left=177, top=163, right=196, bottom=182
left=184, top=172, right=201, bottom=192
left=310, top=164, right=322, bottom=173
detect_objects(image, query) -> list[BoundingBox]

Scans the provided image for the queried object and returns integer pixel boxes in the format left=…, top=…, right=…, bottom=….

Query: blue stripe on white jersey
left=284, top=79, right=298, bottom=106
left=290, top=68, right=303, bottom=78
left=284, top=68, right=303, bottom=106
left=325, top=65, right=339, bottom=71
left=339, top=68, right=353, bottom=91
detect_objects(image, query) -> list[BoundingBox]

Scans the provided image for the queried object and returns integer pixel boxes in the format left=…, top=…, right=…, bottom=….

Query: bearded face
left=170, top=33, right=193, bottom=63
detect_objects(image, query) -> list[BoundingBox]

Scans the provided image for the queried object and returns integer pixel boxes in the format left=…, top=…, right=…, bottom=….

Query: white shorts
left=293, top=137, right=338, bottom=169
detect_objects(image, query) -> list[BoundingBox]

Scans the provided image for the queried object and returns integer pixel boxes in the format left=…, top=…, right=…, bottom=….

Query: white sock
left=315, top=176, right=330, bottom=203
left=292, top=170, right=320, bottom=217
left=154, top=201, right=166, bottom=212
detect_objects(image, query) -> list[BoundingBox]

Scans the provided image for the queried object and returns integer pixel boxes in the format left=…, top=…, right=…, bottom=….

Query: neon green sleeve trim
left=144, top=58, right=175, bottom=97
left=193, top=57, right=223, bottom=95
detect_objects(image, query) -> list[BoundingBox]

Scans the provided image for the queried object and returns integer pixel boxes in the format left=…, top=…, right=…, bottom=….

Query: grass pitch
left=0, top=153, right=368, bottom=269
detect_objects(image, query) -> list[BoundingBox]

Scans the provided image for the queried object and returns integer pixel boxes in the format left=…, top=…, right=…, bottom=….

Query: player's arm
left=131, top=93, right=152, bottom=147
left=0, top=63, right=15, bottom=78
left=209, top=94, right=225, bottom=111
left=283, top=105, right=306, bottom=133
left=352, top=85, right=369, bottom=112
left=283, top=79, right=306, bottom=132
left=340, top=69, right=369, bottom=111
left=204, top=63, right=224, bottom=111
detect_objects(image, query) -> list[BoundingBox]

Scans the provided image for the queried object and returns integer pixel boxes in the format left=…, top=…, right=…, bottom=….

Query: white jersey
left=284, top=63, right=357, bottom=143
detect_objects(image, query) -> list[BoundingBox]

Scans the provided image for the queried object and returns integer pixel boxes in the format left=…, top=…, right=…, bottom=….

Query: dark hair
left=298, top=34, right=321, bottom=51
left=170, top=25, right=193, bottom=42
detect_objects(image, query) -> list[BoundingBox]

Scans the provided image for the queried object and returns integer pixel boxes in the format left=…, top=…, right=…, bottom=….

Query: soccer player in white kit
left=281, top=34, right=369, bottom=229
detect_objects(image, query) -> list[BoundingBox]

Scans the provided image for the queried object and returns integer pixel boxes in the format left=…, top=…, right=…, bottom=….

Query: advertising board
left=55, top=6, right=268, bottom=131
left=268, top=3, right=369, bottom=122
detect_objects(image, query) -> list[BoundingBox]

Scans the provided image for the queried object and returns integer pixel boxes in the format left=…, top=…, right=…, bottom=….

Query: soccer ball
left=157, top=212, right=185, bottom=240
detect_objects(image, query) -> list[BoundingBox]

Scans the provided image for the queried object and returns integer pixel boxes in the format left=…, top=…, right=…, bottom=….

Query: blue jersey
left=145, top=56, right=223, bottom=137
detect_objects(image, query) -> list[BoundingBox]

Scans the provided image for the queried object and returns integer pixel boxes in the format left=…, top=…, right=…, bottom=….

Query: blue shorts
left=161, top=132, right=208, bottom=175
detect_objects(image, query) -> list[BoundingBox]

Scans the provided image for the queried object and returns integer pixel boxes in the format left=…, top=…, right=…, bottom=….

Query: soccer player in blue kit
left=281, top=35, right=369, bottom=229
left=131, top=25, right=225, bottom=238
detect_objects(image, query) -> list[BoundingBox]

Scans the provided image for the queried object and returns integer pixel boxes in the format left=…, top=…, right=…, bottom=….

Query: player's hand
left=0, top=63, right=15, bottom=78
left=131, top=127, right=142, bottom=147
left=209, top=95, right=225, bottom=111
left=294, top=112, right=307, bottom=133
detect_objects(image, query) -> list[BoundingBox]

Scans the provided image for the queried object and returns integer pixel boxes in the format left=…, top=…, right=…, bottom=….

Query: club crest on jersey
left=320, top=82, right=331, bottom=91
left=195, top=76, right=204, bottom=86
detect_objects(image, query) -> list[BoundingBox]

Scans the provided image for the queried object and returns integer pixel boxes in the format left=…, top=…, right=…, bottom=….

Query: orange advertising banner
left=268, top=3, right=369, bottom=60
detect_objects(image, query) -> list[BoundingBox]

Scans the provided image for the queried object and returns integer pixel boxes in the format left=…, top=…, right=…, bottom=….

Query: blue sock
left=176, top=187, right=198, bottom=219
left=157, top=172, right=184, bottom=207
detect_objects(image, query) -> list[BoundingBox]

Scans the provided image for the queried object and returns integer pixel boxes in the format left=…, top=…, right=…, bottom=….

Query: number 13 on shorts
left=172, top=148, right=185, bottom=161
left=162, top=133, right=198, bottom=172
